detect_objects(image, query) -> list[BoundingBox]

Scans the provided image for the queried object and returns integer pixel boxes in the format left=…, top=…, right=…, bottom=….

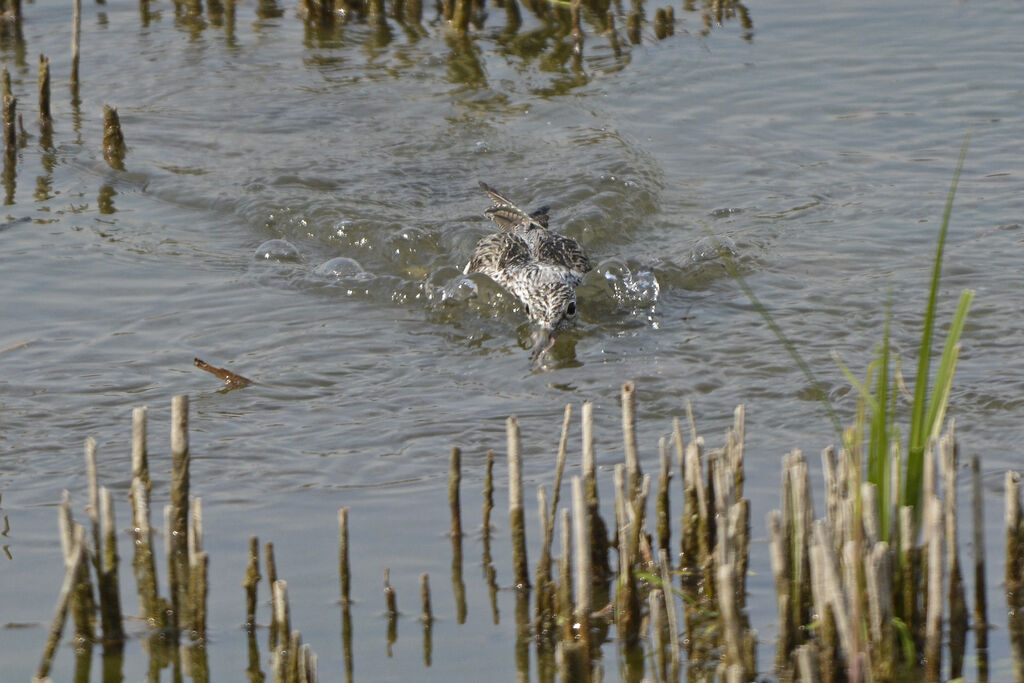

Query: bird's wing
left=479, top=181, right=546, bottom=232
left=536, top=233, right=592, bottom=279
left=466, top=232, right=531, bottom=283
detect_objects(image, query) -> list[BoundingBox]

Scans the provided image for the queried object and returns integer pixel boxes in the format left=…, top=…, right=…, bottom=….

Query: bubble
left=440, top=275, right=479, bottom=303
left=314, top=256, right=367, bottom=279
left=595, top=258, right=659, bottom=306
left=255, top=239, right=301, bottom=262
left=386, top=226, right=439, bottom=267
left=689, top=235, right=737, bottom=263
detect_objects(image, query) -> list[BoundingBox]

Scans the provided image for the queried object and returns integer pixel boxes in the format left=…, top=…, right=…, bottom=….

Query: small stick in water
left=243, top=536, right=260, bottom=631
left=338, top=507, right=350, bottom=605
left=36, top=525, right=86, bottom=680
left=507, top=416, right=530, bottom=589
left=38, top=54, right=51, bottom=125
left=193, top=357, right=254, bottom=389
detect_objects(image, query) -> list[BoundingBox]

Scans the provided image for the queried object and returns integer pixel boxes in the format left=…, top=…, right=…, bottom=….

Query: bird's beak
left=530, top=326, right=557, bottom=362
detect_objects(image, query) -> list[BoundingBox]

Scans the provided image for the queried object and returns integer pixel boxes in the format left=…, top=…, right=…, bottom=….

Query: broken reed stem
left=449, top=446, right=462, bottom=541
left=621, top=381, right=641, bottom=497
left=556, top=507, right=572, bottom=637
left=85, top=437, right=100, bottom=572
left=71, top=0, right=81, bottom=90
left=243, top=536, right=260, bottom=630
left=924, top=494, right=944, bottom=681
left=170, top=394, right=191, bottom=634
left=38, top=54, right=51, bottom=124
left=507, top=416, right=530, bottom=589
left=971, top=454, right=988, bottom=678
left=420, top=573, right=432, bottom=623
left=190, top=550, right=209, bottom=641
left=571, top=476, right=591, bottom=657
left=265, top=542, right=279, bottom=649
left=98, top=486, right=125, bottom=645
left=338, top=507, right=351, bottom=605
left=482, top=449, right=494, bottom=545
left=656, top=437, right=670, bottom=552
left=272, top=580, right=291, bottom=656
left=943, top=430, right=967, bottom=678
left=548, top=404, right=572, bottom=539
left=658, top=549, right=681, bottom=673
left=36, top=525, right=86, bottom=680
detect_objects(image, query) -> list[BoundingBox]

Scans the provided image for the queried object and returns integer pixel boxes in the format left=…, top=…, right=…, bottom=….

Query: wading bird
left=466, top=182, right=592, bottom=360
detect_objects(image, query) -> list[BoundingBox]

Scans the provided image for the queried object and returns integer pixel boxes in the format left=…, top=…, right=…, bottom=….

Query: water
left=2, top=0, right=1022, bottom=679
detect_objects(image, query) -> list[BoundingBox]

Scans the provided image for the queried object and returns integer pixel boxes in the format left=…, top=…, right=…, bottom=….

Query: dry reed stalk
left=189, top=551, right=209, bottom=640
left=384, top=568, right=398, bottom=655
left=449, top=446, right=462, bottom=540
left=420, top=573, right=432, bottom=623
left=420, top=573, right=433, bottom=668
left=942, top=429, right=967, bottom=678
left=768, top=510, right=792, bottom=671
left=1004, top=470, right=1024, bottom=682
left=338, top=507, right=350, bottom=605
left=130, top=476, right=162, bottom=626
left=794, top=642, right=820, bottom=682
left=266, top=542, right=279, bottom=649
left=812, top=520, right=852, bottom=661
left=581, top=402, right=610, bottom=585
left=97, top=487, right=124, bottom=645
left=657, top=548, right=681, bottom=674
left=571, top=476, right=591, bottom=658
left=898, top=505, right=917, bottom=634
left=865, top=541, right=894, bottom=681
left=534, top=485, right=554, bottom=626
left=35, top=524, right=87, bottom=681
left=613, top=464, right=639, bottom=646
left=924, top=495, right=943, bottom=681
left=556, top=508, right=572, bottom=638
left=482, top=449, right=494, bottom=545
left=71, top=0, right=80, bottom=90
left=507, top=416, right=530, bottom=589
left=131, top=407, right=150, bottom=503
left=85, top=438, right=100, bottom=570
left=38, top=54, right=50, bottom=124
left=649, top=588, right=667, bottom=682
left=59, top=495, right=95, bottom=645
left=271, top=580, right=291, bottom=660
left=621, top=381, right=640, bottom=497
left=169, top=395, right=191, bottom=634
left=971, top=454, right=988, bottom=679
left=656, top=437, right=670, bottom=553
left=243, top=536, right=260, bottom=630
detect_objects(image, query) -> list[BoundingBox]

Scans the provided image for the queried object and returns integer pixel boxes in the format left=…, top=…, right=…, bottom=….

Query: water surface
left=2, top=0, right=1022, bottom=679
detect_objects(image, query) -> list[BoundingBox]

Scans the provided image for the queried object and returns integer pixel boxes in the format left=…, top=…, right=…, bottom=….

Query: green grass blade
left=924, top=289, right=974, bottom=441
left=712, top=238, right=844, bottom=440
left=869, top=300, right=893, bottom=540
left=905, top=133, right=970, bottom=513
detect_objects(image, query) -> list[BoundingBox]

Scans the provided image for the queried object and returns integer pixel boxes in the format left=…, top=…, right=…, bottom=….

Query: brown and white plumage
left=466, top=182, right=592, bottom=357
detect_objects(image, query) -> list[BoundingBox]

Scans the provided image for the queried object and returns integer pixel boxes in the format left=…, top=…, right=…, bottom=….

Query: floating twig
left=193, top=357, right=254, bottom=389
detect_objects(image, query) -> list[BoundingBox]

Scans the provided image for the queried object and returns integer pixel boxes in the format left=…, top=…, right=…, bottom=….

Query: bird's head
left=521, top=282, right=579, bottom=361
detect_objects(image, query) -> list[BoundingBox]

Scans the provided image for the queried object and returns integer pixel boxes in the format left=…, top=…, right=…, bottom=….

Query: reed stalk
left=97, top=487, right=124, bottom=645
left=338, top=507, right=350, bottom=605
left=507, top=416, right=530, bottom=589
left=38, top=53, right=50, bottom=124
left=243, top=536, right=260, bottom=630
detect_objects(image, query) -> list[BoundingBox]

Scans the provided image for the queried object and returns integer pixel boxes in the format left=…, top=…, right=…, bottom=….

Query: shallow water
left=2, top=0, right=1023, bottom=679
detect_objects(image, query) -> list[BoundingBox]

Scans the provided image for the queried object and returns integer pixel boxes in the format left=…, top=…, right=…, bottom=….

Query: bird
left=465, top=181, right=592, bottom=360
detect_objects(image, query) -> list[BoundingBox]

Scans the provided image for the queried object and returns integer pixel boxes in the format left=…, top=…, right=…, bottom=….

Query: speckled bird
left=465, top=181, right=592, bottom=359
